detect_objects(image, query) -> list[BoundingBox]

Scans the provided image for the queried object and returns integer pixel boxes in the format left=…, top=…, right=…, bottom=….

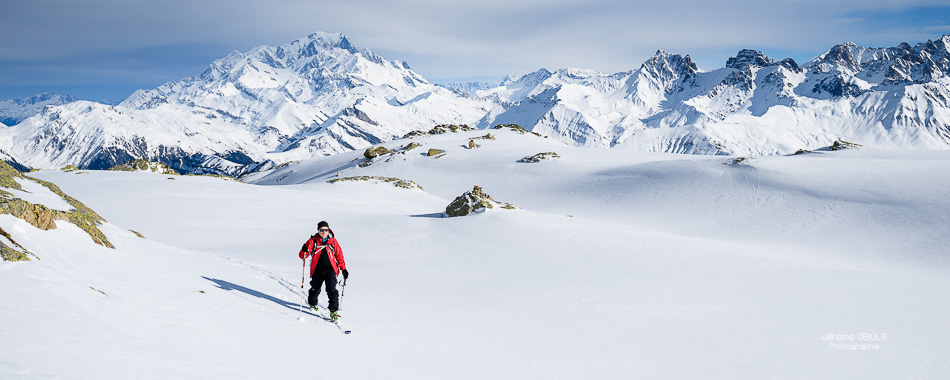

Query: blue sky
left=1, top=0, right=948, bottom=102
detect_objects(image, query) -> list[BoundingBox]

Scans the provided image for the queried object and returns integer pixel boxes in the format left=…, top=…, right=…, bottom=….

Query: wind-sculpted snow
left=3, top=34, right=950, bottom=175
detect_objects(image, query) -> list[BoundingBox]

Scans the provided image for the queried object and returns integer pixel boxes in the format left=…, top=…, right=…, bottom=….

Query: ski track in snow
left=204, top=251, right=299, bottom=296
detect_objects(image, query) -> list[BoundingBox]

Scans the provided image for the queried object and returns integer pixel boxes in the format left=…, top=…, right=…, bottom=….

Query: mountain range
left=0, top=93, right=76, bottom=126
left=2, top=32, right=950, bottom=175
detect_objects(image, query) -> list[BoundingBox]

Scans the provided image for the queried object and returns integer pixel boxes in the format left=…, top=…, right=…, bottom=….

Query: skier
left=298, top=220, right=348, bottom=322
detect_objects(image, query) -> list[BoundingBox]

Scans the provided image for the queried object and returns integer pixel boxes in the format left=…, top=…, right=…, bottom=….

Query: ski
left=306, top=304, right=351, bottom=334
left=335, top=321, right=352, bottom=335
left=328, top=317, right=351, bottom=334
left=328, top=312, right=351, bottom=334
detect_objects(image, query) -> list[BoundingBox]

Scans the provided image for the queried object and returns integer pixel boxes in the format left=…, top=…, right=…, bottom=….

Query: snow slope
left=3, top=129, right=948, bottom=378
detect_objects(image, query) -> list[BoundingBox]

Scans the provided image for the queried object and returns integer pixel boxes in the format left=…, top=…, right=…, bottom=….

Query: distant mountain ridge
left=0, top=93, right=76, bottom=126
left=437, top=81, right=498, bottom=96
left=2, top=33, right=950, bottom=174
left=475, top=36, right=950, bottom=154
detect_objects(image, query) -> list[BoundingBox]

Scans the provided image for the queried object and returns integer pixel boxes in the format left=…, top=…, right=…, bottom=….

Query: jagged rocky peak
left=724, top=49, right=801, bottom=73
left=270, top=32, right=358, bottom=60
left=283, top=32, right=422, bottom=78
left=813, top=42, right=862, bottom=72
left=725, top=49, right=774, bottom=69
left=502, top=69, right=554, bottom=87
left=800, top=36, right=950, bottom=84
left=908, top=35, right=950, bottom=70
left=913, top=34, right=950, bottom=56
left=779, top=58, right=800, bottom=71
left=241, top=32, right=360, bottom=71
left=641, top=50, right=699, bottom=79
left=305, top=31, right=356, bottom=52
left=896, top=42, right=914, bottom=55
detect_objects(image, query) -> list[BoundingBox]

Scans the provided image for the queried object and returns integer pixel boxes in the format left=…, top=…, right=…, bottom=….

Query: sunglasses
left=318, top=228, right=330, bottom=232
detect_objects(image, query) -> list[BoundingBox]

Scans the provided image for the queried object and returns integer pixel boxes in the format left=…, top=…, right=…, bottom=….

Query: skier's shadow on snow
left=203, top=277, right=303, bottom=315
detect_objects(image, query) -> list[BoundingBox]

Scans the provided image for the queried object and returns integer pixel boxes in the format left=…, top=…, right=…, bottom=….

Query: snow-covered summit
left=122, top=32, right=429, bottom=111
left=640, top=50, right=699, bottom=86
left=2, top=32, right=490, bottom=175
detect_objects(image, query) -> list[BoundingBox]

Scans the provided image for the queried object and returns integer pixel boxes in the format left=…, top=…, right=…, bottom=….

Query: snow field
left=3, top=133, right=949, bottom=378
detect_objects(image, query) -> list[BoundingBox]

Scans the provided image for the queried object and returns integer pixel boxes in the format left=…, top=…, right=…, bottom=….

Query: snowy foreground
left=2, top=129, right=950, bottom=379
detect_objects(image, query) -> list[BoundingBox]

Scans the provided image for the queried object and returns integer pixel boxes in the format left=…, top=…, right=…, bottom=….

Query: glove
left=342, top=269, right=349, bottom=280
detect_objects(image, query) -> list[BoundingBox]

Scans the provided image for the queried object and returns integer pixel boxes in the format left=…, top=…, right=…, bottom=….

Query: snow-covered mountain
left=474, top=53, right=703, bottom=150
left=0, top=33, right=490, bottom=175
left=478, top=36, right=950, bottom=154
left=0, top=92, right=76, bottom=126
left=3, top=34, right=950, bottom=174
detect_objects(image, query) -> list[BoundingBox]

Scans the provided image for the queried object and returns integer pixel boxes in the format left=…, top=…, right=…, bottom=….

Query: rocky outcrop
left=403, top=124, right=477, bottom=138
left=519, top=152, right=560, bottom=163
left=363, top=147, right=392, bottom=159
left=0, top=161, right=114, bottom=257
left=327, top=176, right=423, bottom=190
left=491, top=124, right=543, bottom=137
left=829, top=140, right=863, bottom=151
left=109, top=159, right=178, bottom=175
left=0, top=226, right=32, bottom=261
left=445, top=186, right=517, bottom=217
left=811, top=76, right=867, bottom=97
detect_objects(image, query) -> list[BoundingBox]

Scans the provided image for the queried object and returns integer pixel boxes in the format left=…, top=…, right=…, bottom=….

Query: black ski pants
left=308, top=269, right=339, bottom=311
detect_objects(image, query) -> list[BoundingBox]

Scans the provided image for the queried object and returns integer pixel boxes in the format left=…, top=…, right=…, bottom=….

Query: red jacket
left=298, top=232, right=346, bottom=277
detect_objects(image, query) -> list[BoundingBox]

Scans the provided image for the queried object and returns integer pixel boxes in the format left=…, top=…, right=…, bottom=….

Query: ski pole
left=298, top=256, right=306, bottom=320
left=339, top=277, right=347, bottom=311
